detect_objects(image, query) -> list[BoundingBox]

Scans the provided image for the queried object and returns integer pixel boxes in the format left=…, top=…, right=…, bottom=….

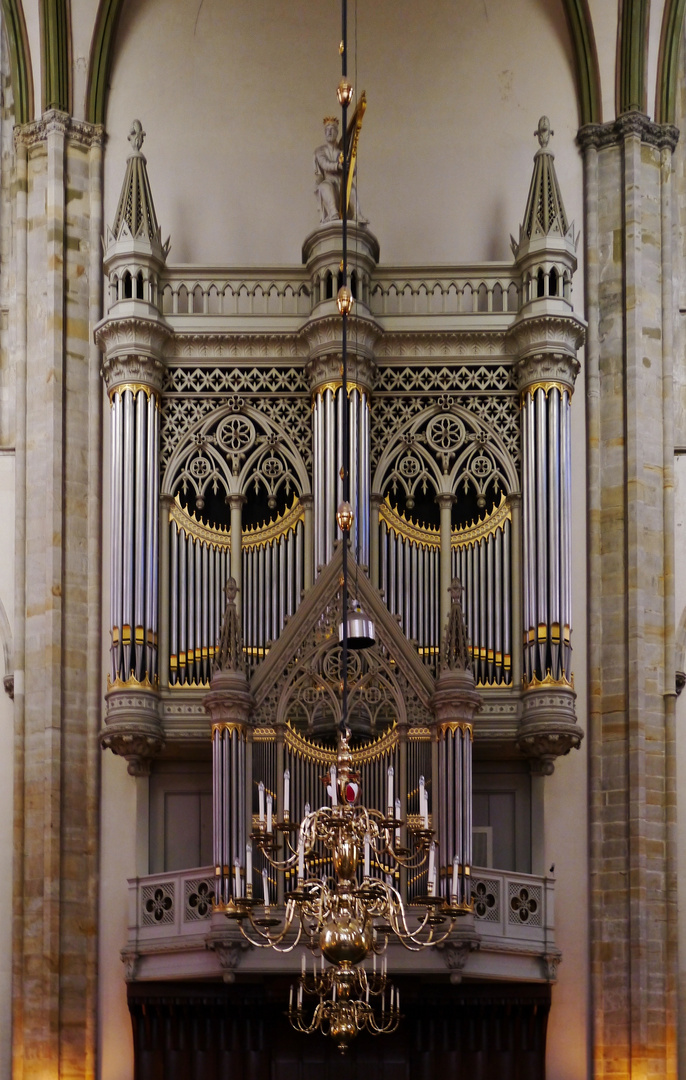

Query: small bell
left=339, top=599, right=375, bottom=650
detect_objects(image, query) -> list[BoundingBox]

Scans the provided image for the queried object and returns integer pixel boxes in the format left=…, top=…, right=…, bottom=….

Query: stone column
left=11, top=112, right=104, bottom=1080
left=228, top=493, right=246, bottom=595
left=204, top=580, right=253, bottom=910
left=369, top=491, right=383, bottom=589
left=578, top=113, right=679, bottom=1080
left=300, top=492, right=314, bottom=590
left=432, top=581, right=482, bottom=909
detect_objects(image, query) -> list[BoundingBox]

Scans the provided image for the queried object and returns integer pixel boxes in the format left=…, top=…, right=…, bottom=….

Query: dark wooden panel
left=128, top=978, right=551, bottom=1080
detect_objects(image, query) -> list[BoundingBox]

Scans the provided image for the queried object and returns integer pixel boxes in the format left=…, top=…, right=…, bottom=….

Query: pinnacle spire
left=441, top=579, right=471, bottom=674
left=519, top=117, right=571, bottom=244
left=214, top=578, right=246, bottom=675
left=111, top=119, right=163, bottom=244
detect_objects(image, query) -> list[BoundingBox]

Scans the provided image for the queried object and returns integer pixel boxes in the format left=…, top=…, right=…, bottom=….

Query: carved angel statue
left=314, top=116, right=367, bottom=225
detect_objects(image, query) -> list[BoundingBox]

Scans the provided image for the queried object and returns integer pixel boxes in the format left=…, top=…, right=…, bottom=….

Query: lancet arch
left=373, top=401, right=519, bottom=528
left=162, top=400, right=311, bottom=524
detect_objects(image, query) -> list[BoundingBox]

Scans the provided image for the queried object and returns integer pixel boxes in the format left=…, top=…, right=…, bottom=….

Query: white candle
left=266, top=793, right=273, bottom=834
left=364, top=834, right=370, bottom=878
left=262, top=867, right=269, bottom=906
left=301, top=953, right=306, bottom=977
left=246, top=841, right=252, bottom=892
left=258, top=781, right=265, bottom=825
left=284, top=769, right=290, bottom=818
left=330, top=765, right=337, bottom=806
left=419, top=775, right=428, bottom=829
left=233, top=857, right=241, bottom=899
left=298, top=983, right=303, bottom=1007
left=297, top=833, right=305, bottom=880
left=289, top=985, right=294, bottom=1011
left=395, top=798, right=401, bottom=841
left=332, top=981, right=337, bottom=1003
left=396, top=988, right=400, bottom=1014
left=373, top=951, right=376, bottom=976
left=451, top=855, right=459, bottom=902
left=428, top=842, right=435, bottom=895
left=387, top=765, right=394, bottom=813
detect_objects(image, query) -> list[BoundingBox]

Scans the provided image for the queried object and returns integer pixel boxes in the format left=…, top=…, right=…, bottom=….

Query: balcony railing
left=123, top=864, right=559, bottom=984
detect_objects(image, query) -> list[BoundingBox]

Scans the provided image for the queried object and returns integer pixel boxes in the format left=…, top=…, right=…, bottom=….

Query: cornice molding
left=170, top=333, right=306, bottom=360
left=577, top=112, right=679, bottom=153
left=376, top=331, right=510, bottom=360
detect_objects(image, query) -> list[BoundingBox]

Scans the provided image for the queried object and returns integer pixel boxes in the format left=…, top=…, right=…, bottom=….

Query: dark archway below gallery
left=127, top=977, right=551, bottom=1080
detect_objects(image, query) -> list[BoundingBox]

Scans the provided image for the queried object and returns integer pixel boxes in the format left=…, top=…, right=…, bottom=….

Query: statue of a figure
left=314, top=117, right=366, bottom=224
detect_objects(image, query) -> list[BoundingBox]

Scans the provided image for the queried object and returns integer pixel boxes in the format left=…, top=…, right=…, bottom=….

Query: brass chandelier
left=219, top=0, right=472, bottom=1053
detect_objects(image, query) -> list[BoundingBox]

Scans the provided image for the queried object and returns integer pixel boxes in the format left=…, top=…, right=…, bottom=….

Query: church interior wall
left=103, top=0, right=584, bottom=268
left=91, top=4, right=592, bottom=1079
left=12, top=1, right=686, bottom=1077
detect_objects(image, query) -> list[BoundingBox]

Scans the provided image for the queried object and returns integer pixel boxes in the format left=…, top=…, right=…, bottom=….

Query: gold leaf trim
left=106, top=672, right=158, bottom=691
left=523, top=671, right=574, bottom=690
left=452, top=492, right=512, bottom=548
left=438, top=722, right=473, bottom=739
left=242, top=498, right=304, bottom=549
left=212, top=722, right=248, bottom=738
left=169, top=496, right=231, bottom=547
left=311, top=379, right=370, bottom=404
left=379, top=498, right=440, bottom=548
left=284, top=721, right=398, bottom=766
left=108, top=382, right=159, bottom=403
left=520, top=381, right=572, bottom=401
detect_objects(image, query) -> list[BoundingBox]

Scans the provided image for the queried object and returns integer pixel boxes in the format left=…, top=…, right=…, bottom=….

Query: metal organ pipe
left=109, top=385, right=160, bottom=686
left=520, top=383, right=574, bottom=682
left=213, top=723, right=248, bottom=905
left=436, top=724, right=473, bottom=908
left=110, top=393, right=122, bottom=681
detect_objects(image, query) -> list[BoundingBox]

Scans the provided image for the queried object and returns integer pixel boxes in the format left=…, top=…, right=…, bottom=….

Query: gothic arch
left=1, top=0, right=33, bottom=122
left=617, top=0, right=650, bottom=114
left=40, top=0, right=70, bottom=112
left=86, top=0, right=123, bottom=123
left=373, top=401, right=519, bottom=516
left=656, top=0, right=686, bottom=123
left=562, top=0, right=602, bottom=124
left=162, top=401, right=311, bottom=509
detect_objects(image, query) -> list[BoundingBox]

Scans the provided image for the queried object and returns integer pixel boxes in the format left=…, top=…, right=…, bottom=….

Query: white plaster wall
left=0, top=452, right=14, bottom=1080
left=98, top=755, right=138, bottom=1080
left=104, top=0, right=583, bottom=267
left=97, top=3, right=590, bottom=1077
